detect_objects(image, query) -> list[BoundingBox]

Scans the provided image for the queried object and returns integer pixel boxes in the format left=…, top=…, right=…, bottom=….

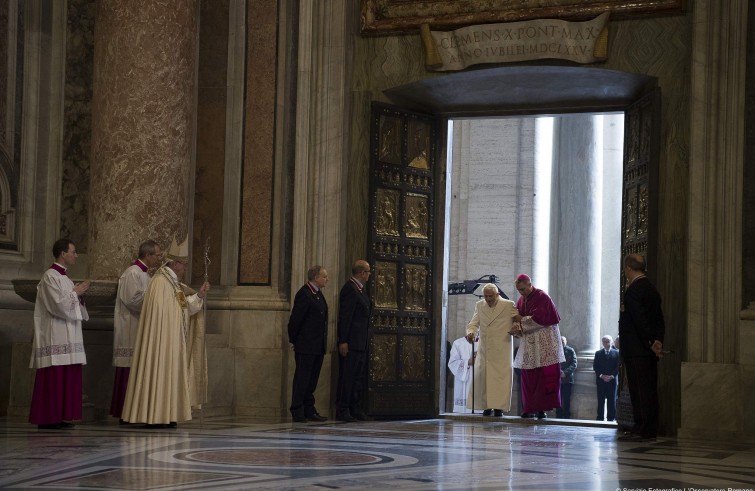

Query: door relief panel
left=367, top=102, right=438, bottom=417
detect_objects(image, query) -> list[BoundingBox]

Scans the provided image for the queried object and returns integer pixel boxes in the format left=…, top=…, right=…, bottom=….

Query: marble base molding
left=679, top=361, right=754, bottom=442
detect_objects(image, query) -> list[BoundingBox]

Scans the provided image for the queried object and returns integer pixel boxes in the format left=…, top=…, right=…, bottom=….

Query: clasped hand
left=508, top=322, right=523, bottom=337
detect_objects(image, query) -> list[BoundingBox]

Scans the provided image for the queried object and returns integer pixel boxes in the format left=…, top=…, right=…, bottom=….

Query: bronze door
left=621, top=88, right=660, bottom=291
left=366, top=102, right=440, bottom=417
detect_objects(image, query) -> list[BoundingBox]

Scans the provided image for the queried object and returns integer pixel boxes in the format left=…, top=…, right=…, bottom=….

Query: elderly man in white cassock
left=465, top=283, right=520, bottom=416
left=122, top=235, right=210, bottom=428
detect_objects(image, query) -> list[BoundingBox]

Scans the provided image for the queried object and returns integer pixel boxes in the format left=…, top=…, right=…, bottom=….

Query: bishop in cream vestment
left=465, top=285, right=518, bottom=412
left=122, top=259, right=208, bottom=425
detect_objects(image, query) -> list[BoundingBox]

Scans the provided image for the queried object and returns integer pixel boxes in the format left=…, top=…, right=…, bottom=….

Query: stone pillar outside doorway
left=549, top=115, right=602, bottom=355
left=89, top=0, right=198, bottom=279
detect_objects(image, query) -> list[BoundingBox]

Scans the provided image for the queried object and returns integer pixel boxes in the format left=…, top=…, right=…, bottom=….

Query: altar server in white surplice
left=110, top=240, right=162, bottom=421
left=465, top=283, right=519, bottom=416
left=447, top=335, right=474, bottom=413
left=29, top=238, right=90, bottom=429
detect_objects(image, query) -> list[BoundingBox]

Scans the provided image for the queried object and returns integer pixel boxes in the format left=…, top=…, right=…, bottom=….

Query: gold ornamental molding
left=420, top=12, right=610, bottom=71
left=361, top=0, right=686, bottom=34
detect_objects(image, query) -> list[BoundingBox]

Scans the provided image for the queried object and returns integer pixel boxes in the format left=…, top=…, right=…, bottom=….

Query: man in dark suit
left=556, top=336, right=577, bottom=419
left=336, top=259, right=372, bottom=422
left=288, top=265, right=329, bottom=423
left=618, top=254, right=666, bottom=440
left=593, top=334, right=619, bottom=421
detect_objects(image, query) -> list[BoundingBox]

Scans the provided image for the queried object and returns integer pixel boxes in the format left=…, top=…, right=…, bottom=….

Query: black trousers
left=556, top=383, right=573, bottom=418
left=596, top=378, right=617, bottom=421
left=290, top=352, right=324, bottom=416
left=623, top=356, right=659, bottom=437
left=336, top=349, right=367, bottom=414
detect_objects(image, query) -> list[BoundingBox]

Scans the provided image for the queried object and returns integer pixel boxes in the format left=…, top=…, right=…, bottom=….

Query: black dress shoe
left=291, top=409, right=308, bottom=423
left=493, top=409, right=503, bottom=417
left=537, top=411, right=547, bottom=419
left=59, top=421, right=75, bottom=428
left=482, top=409, right=493, bottom=416
left=167, top=422, right=178, bottom=429
left=37, top=423, right=62, bottom=429
left=520, top=413, right=534, bottom=418
left=352, top=412, right=373, bottom=421
left=336, top=412, right=356, bottom=422
left=306, top=413, right=327, bottom=422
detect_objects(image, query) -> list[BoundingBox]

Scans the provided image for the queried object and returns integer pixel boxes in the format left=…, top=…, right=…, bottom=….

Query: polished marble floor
left=0, top=415, right=753, bottom=490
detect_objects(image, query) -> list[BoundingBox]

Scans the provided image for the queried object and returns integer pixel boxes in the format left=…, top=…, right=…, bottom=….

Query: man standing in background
left=619, top=254, right=665, bottom=441
left=336, top=260, right=372, bottom=422
left=556, top=336, right=577, bottom=419
left=288, top=265, right=329, bottom=422
left=593, top=334, right=619, bottom=421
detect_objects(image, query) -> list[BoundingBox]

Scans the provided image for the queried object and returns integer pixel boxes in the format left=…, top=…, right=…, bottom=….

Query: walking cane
left=470, top=332, right=478, bottom=415
left=200, top=237, right=211, bottom=426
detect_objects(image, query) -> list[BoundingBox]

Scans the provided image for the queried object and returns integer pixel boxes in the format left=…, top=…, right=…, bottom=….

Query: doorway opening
left=441, top=112, right=625, bottom=420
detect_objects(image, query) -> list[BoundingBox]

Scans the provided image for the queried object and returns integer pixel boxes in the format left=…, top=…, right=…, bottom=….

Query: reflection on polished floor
left=0, top=416, right=753, bottom=490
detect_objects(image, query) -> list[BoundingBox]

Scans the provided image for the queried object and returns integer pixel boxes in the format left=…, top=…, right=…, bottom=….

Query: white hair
left=482, top=283, right=498, bottom=294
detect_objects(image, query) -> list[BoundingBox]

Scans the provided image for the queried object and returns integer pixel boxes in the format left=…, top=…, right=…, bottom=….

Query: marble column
left=549, top=115, right=601, bottom=354
left=681, top=0, right=750, bottom=441
left=89, top=0, right=198, bottom=279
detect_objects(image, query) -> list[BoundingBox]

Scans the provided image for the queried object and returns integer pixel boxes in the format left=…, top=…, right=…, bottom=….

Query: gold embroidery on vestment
left=176, top=291, right=188, bottom=309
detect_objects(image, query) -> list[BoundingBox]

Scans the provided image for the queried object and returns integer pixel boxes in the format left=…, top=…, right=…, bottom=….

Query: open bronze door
left=366, top=102, right=444, bottom=418
left=621, top=88, right=660, bottom=291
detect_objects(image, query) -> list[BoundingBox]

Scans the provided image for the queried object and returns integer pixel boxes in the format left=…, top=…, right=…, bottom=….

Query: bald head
left=623, top=253, right=646, bottom=273
left=351, top=259, right=371, bottom=285
left=352, top=260, right=370, bottom=274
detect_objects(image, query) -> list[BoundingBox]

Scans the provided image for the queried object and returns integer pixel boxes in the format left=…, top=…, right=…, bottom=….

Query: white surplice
left=30, top=267, right=88, bottom=369
left=113, top=262, right=150, bottom=367
left=447, top=336, right=474, bottom=413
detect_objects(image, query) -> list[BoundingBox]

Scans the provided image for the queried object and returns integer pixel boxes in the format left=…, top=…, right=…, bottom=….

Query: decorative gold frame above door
left=361, top=0, right=686, bottom=33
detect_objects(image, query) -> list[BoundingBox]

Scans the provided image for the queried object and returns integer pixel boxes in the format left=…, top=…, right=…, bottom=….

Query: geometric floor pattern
left=1, top=416, right=753, bottom=490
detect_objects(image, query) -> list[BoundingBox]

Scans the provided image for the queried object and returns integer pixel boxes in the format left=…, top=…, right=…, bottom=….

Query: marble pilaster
left=681, top=0, right=750, bottom=440
left=686, top=0, right=745, bottom=364
left=287, top=0, right=350, bottom=416
left=88, top=0, right=198, bottom=279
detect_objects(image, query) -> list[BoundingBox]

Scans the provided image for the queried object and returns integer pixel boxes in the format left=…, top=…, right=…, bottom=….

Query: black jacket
left=619, top=276, right=665, bottom=358
left=287, top=284, right=328, bottom=355
left=337, top=279, right=371, bottom=351
left=593, top=348, right=619, bottom=381
left=561, top=345, right=577, bottom=384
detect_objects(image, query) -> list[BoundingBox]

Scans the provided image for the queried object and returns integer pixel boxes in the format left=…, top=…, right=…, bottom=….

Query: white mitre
left=166, top=234, right=190, bottom=262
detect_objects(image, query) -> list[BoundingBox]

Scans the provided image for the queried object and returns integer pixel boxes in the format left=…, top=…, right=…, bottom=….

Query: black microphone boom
left=447, top=274, right=509, bottom=299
